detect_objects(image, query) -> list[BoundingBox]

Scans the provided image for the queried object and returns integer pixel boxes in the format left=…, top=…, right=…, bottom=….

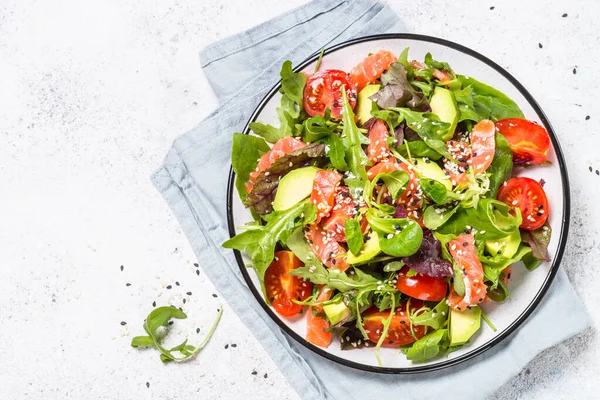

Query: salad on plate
left=224, top=48, right=553, bottom=364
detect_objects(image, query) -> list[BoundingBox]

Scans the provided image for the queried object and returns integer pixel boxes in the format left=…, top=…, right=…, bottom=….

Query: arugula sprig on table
left=131, top=306, right=223, bottom=363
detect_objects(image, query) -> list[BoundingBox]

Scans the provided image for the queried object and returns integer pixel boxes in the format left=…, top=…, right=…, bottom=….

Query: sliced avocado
left=272, top=166, right=319, bottom=211
left=485, top=229, right=521, bottom=258
left=356, top=84, right=381, bottom=126
left=346, top=231, right=381, bottom=264
left=412, top=157, right=452, bottom=190
left=430, top=87, right=459, bottom=141
left=323, top=297, right=351, bottom=326
left=450, top=306, right=481, bottom=346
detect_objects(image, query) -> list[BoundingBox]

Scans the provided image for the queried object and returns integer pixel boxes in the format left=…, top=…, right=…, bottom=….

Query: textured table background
left=1, top=0, right=598, bottom=398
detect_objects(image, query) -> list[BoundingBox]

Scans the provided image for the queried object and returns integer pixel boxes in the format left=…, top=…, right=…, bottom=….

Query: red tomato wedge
left=447, top=234, right=487, bottom=311
left=306, top=285, right=333, bottom=348
left=444, top=140, right=471, bottom=187
left=303, top=69, right=357, bottom=119
left=495, top=118, right=550, bottom=164
left=470, top=119, right=496, bottom=175
left=247, top=137, right=306, bottom=192
left=362, top=300, right=425, bottom=347
left=497, top=177, right=549, bottom=230
left=349, top=50, right=396, bottom=91
left=396, top=267, right=448, bottom=301
left=311, top=170, right=343, bottom=222
left=366, top=119, right=391, bottom=164
left=305, top=223, right=350, bottom=271
left=265, top=250, right=313, bottom=317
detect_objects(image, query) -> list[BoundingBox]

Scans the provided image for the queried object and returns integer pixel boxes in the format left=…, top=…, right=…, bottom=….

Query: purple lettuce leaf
left=402, top=229, right=453, bottom=277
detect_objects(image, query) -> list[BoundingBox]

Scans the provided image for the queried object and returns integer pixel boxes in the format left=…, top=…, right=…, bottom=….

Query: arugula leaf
left=313, top=48, right=325, bottom=74
left=481, top=244, right=532, bottom=285
left=435, top=198, right=522, bottom=240
left=456, top=75, right=524, bottom=121
left=243, top=143, right=326, bottom=214
left=345, top=219, right=363, bottom=255
left=387, top=108, right=454, bottom=159
left=340, top=88, right=369, bottom=198
left=286, top=227, right=323, bottom=269
left=410, top=300, right=449, bottom=329
left=131, top=306, right=223, bottom=363
left=370, top=63, right=430, bottom=111
left=231, top=133, right=271, bottom=201
left=398, top=47, right=410, bottom=67
left=520, top=222, right=552, bottom=262
left=302, top=113, right=338, bottom=142
left=366, top=211, right=423, bottom=257
left=487, top=132, right=513, bottom=198
left=280, top=60, right=307, bottom=106
left=371, top=170, right=409, bottom=200
left=288, top=263, right=380, bottom=292
left=248, top=122, right=282, bottom=143
left=397, top=141, right=443, bottom=160
left=224, top=200, right=314, bottom=292
left=324, top=133, right=348, bottom=170
left=406, top=329, right=448, bottom=362
left=424, top=53, right=455, bottom=77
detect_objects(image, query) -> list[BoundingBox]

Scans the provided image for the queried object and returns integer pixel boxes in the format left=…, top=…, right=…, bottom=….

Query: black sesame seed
left=183, top=299, right=186, bottom=304
left=562, top=13, right=568, bottom=17
left=175, top=282, right=180, bottom=286
left=264, top=373, right=268, bottom=378
left=166, top=285, right=172, bottom=289
left=212, top=293, right=218, bottom=298
left=194, top=262, right=199, bottom=267
left=507, top=273, right=512, bottom=279
left=463, top=242, right=468, bottom=246
left=586, top=115, right=590, bottom=120
left=224, top=344, right=229, bottom=349
left=196, top=270, right=200, bottom=276
left=178, top=307, right=183, bottom=311
left=168, top=321, right=173, bottom=325
left=152, top=301, right=156, bottom=307
left=400, top=320, right=405, bottom=324
left=251, top=370, right=257, bottom=375
left=146, top=382, right=150, bottom=388
left=196, top=328, right=200, bottom=333
left=120, top=321, right=127, bottom=326
left=596, top=170, right=600, bottom=176
left=126, top=283, right=131, bottom=287
left=388, top=340, right=394, bottom=345
left=187, top=291, right=192, bottom=296
left=573, top=67, right=577, bottom=74
left=231, top=343, right=237, bottom=348
left=120, top=265, right=124, bottom=271
left=490, top=6, right=495, bottom=10
left=538, top=43, right=543, bottom=49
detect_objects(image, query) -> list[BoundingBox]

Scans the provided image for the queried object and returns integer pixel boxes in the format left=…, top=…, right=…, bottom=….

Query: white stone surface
left=0, top=0, right=597, bottom=399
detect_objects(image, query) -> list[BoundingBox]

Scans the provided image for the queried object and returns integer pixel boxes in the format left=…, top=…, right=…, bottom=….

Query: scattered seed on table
left=224, top=344, right=229, bottom=349
left=562, top=13, right=568, bottom=17
left=196, top=328, right=200, bottom=334
left=152, top=301, right=156, bottom=307
left=120, top=321, right=127, bottom=326
left=146, top=382, right=150, bottom=388
left=175, top=282, right=180, bottom=286
left=126, top=283, right=131, bottom=287
left=251, top=370, right=257, bottom=375
left=194, top=263, right=199, bottom=267
left=538, top=43, right=543, bottom=49
left=573, top=67, right=577, bottom=74
left=196, top=270, right=200, bottom=276
left=212, top=294, right=218, bottom=298
left=586, top=115, right=590, bottom=120
left=178, top=307, right=183, bottom=311
left=590, top=166, right=593, bottom=172
left=490, top=6, right=495, bottom=10
left=120, top=265, right=124, bottom=272
left=264, top=373, right=268, bottom=378
left=166, top=285, right=172, bottom=289
left=231, top=343, right=237, bottom=348
left=187, top=291, right=192, bottom=296
left=596, top=170, right=599, bottom=176
left=183, top=299, right=186, bottom=304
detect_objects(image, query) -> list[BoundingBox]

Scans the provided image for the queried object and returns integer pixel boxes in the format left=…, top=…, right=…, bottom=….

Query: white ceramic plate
left=226, top=34, right=569, bottom=373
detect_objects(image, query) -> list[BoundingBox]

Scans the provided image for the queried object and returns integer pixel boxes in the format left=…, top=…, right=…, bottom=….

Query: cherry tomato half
left=265, top=250, right=313, bottom=317
left=396, top=267, right=448, bottom=302
left=497, top=177, right=549, bottom=230
left=495, top=118, right=550, bottom=165
left=303, top=69, right=357, bottom=119
left=362, top=300, right=425, bottom=347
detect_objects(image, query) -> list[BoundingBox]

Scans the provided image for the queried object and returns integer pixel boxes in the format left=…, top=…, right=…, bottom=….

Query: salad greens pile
left=223, top=47, right=553, bottom=365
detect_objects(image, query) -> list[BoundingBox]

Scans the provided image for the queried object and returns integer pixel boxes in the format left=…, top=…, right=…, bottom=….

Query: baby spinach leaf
left=383, top=261, right=405, bottom=272
left=420, top=179, right=452, bottom=204
left=131, top=306, right=223, bottom=363
left=487, top=132, right=513, bottom=198
left=398, top=47, right=410, bottom=67
left=522, top=252, right=542, bottom=271
left=406, top=329, right=448, bottom=362
left=423, top=203, right=459, bottom=230
left=302, top=113, right=337, bottom=142
left=435, top=199, right=521, bottom=240
left=410, top=300, right=449, bottom=329
left=374, top=203, right=397, bottom=215
left=520, top=222, right=552, bottom=261
left=289, top=264, right=380, bottom=292
left=397, top=141, right=442, bottom=161
left=457, top=75, right=524, bottom=121
left=243, top=143, right=326, bottom=214
left=366, top=211, right=423, bottom=257
left=345, top=219, right=363, bottom=255
left=224, top=200, right=314, bottom=292
left=371, top=170, right=409, bottom=199
left=231, top=133, right=271, bottom=201
left=280, top=60, right=307, bottom=106
left=481, top=244, right=532, bottom=285
left=487, top=280, right=509, bottom=302
left=340, top=88, right=369, bottom=198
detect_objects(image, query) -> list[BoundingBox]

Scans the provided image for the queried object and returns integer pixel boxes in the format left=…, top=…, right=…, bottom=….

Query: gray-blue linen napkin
left=152, top=1, right=590, bottom=398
